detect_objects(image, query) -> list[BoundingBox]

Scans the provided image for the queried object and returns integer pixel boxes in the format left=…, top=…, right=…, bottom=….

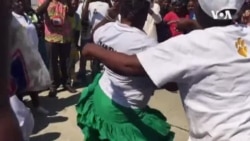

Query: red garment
left=163, top=11, right=189, bottom=37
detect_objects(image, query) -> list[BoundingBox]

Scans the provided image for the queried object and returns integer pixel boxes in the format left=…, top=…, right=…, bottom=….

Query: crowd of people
left=2, top=0, right=250, bottom=141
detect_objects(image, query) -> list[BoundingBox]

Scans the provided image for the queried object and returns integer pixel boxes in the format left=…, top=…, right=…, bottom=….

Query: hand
left=176, top=19, right=201, bottom=33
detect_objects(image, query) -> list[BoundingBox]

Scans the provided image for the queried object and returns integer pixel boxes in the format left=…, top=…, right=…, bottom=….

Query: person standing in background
left=143, top=0, right=162, bottom=42
left=76, top=0, right=91, bottom=83
left=81, top=0, right=111, bottom=78
left=26, top=0, right=49, bottom=69
left=187, top=0, right=195, bottom=20
left=156, top=0, right=172, bottom=42
left=37, top=0, right=77, bottom=97
left=13, top=0, right=49, bottom=115
left=82, top=0, right=111, bottom=31
left=68, top=0, right=82, bottom=85
left=159, top=0, right=171, bottom=17
left=163, top=0, right=189, bottom=37
left=238, top=0, right=250, bottom=25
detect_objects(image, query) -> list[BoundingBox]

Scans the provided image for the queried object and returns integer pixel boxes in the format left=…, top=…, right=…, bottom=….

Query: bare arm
left=0, top=1, right=24, bottom=141
left=83, top=44, right=179, bottom=91
left=83, top=43, right=145, bottom=76
left=36, top=0, right=51, bottom=15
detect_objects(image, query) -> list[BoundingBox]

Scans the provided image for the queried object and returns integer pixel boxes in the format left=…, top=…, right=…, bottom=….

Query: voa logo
left=211, top=10, right=232, bottom=20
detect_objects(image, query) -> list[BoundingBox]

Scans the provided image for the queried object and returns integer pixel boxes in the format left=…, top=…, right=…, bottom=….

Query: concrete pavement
left=29, top=0, right=190, bottom=139
left=28, top=85, right=189, bottom=141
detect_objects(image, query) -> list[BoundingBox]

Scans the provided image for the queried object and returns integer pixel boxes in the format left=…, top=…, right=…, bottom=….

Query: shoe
left=35, top=106, right=49, bottom=115
left=48, top=88, right=57, bottom=97
left=64, top=84, right=78, bottom=93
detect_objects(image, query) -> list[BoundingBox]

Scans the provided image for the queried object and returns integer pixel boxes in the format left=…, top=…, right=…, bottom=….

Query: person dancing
left=76, top=0, right=175, bottom=140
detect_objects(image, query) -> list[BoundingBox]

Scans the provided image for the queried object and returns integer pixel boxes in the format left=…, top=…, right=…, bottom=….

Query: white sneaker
left=35, top=106, right=49, bottom=115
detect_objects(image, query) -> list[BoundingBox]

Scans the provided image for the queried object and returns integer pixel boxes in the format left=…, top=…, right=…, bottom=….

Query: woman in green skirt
left=76, top=0, right=175, bottom=140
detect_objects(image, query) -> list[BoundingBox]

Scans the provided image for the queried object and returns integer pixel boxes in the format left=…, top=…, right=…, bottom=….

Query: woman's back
left=93, top=22, right=157, bottom=109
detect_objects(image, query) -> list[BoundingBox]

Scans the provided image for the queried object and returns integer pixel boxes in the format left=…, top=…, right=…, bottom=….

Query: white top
left=76, top=2, right=84, bottom=46
left=94, top=22, right=157, bottom=109
left=12, top=12, right=38, bottom=50
left=76, top=2, right=84, bottom=19
left=143, top=3, right=162, bottom=41
left=88, top=1, right=109, bottom=29
left=11, top=13, right=51, bottom=92
left=137, top=25, right=250, bottom=141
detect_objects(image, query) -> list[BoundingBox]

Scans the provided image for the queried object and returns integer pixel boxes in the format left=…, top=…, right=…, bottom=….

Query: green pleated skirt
left=76, top=74, right=175, bottom=141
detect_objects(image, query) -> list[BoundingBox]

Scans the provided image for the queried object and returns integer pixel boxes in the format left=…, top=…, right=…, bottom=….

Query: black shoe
left=64, top=85, right=77, bottom=93
left=48, top=88, right=57, bottom=98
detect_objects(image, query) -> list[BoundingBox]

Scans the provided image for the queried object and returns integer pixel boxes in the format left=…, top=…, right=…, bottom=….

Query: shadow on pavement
left=30, top=132, right=61, bottom=141
left=29, top=91, right=81, bottom=138
left=38, top=93, right=80, bottom=116
left=32, top=115, right=69, bottom=134
left=28, top=70, right=97, bottom=140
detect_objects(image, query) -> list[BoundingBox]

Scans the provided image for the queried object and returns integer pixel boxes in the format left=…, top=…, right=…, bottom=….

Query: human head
left=12, top=0, right=25, bottom=15
left=194, top=0, right=245, bottom=28
left=68, top=0, right=79, bottom=16
left=187, top=0, right=194, bottom=13
left=111, top=0, right=119, bottom=6
left=119, top=0, right=150, bottom=29
left=171, top=0, right=188, bottom=16
left=237, top=1, right=250, bottom=23
left=159, top=0, right=171, bottom=8
left=241, top=9, right=250, bottom=24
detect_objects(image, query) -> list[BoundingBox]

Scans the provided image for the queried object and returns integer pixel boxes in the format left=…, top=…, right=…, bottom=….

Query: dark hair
left=119, top=0, right=150, bottom=21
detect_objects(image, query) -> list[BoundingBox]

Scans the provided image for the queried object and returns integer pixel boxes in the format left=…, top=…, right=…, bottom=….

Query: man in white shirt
left=81, top=0, right=250, bottom=140
left=82, top=0, right=111, bottom=30
left=81, top=0, right=111, bottom=77
left=143, top=0, right=162, bottom=41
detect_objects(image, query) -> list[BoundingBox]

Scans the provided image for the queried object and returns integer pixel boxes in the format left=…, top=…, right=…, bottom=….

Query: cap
left=198, top=0, right=245, bottom=20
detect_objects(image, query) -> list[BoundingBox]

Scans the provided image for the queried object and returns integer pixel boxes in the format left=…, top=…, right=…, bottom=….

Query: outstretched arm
left=83, top=43, right=146, bottom=76
left=82, top=44, right=179, bottom=91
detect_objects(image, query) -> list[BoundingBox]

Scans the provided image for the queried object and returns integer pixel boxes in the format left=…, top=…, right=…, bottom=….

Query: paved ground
left=29, top=1, right=189, bottom=140
left=28, top=87, right=189, bottom=141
